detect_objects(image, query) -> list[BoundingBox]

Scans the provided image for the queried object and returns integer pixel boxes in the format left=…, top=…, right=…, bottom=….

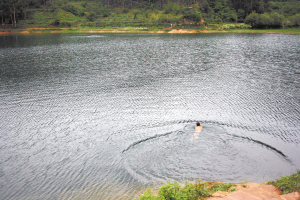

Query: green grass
left=221, top=23, right=251, bottom=29
left=32, top=11, right=55, bottom=26
left=267, top=170, right=300, bottom=194
left=226, top=28, right=300, bottom=35
left=132, top=180, right=236, bottom=200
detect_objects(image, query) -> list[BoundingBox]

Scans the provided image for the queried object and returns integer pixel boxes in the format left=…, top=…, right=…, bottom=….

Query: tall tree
left=0, top=1, right=5, bottom=26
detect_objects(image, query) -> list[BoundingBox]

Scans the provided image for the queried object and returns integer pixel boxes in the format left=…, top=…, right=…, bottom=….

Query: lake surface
left=0, top=33, right=299, bottom=200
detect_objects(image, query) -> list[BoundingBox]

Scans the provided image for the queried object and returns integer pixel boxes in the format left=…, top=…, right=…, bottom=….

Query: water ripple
left=0, top=33, right=299, bottom=200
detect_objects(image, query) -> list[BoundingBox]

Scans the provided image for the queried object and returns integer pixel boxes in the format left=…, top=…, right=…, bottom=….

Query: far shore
left=1, top=27, right=300, bottom=35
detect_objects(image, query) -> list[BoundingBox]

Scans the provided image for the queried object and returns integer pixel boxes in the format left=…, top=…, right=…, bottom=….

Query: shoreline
left=134, top=171, right=300, bottom=199
left=134, top=181, right=300, bottom=200
left=0, top=27, right=229, bottom=34
left=134, top=180, right=300, bottom=200
left=1, top=27, right=300, bottom=35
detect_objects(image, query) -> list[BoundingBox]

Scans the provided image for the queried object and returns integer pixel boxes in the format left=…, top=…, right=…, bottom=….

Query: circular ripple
left=122, top=123, right=294, bottom=184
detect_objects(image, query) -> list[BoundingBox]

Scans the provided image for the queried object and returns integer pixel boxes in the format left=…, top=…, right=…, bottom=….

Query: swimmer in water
left=194, top=122, right=203, bottom=132
left=192, top=122, right=203, bottom=141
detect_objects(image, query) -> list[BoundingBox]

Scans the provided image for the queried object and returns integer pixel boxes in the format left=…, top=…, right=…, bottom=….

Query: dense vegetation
left=0, top=0, right=299, bottom=29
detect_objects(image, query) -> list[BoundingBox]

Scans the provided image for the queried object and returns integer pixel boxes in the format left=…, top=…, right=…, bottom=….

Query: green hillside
left=1, top=0, right=299, bottom=29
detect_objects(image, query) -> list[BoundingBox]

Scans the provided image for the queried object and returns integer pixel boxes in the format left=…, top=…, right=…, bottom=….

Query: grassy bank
left=226, top=28, right=300, bottom=35
left=132, top=170, right=300, bottom=200
left=267, top=170, right=300, bottom=194
left=132, top=180, right=237, bottom=200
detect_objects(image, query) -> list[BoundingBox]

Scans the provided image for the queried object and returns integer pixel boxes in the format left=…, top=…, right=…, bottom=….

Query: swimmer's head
left=196, top=122, right=200, bottom=126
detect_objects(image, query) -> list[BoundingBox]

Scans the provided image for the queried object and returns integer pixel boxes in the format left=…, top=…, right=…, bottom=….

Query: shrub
left=58, top=21, right=71, bottom=27
left=51, top=19, right=60, bottom=26
left=138, top=189, right=160, bottom=200
left=289, top=14, right=300, bottom=27
left=245, top=12, right=259, bottom=27
left=158, top=181, right=182, bottom=199
left=183, top=9, right=202, bottom=24
left=269, top=12, right=284, bottom=28
left=87, top=12, right=97, bottom=22
left=245, top=12, right=284, bottom=28
left=267, top=170, right=300, bottom=194
left=134, top=180, right=236, bottom=200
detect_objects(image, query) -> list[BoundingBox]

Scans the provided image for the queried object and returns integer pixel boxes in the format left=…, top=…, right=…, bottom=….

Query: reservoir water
left=0, top=33, right=299, bottom=200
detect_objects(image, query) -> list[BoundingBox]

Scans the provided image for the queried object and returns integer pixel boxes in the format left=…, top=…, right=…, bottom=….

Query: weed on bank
left=267, top=170, right=300, bottom=194
left=132, top=180, right=236, bottom=200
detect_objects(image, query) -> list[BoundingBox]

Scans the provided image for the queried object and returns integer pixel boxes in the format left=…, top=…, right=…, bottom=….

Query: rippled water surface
left=0, top=33, right=300, bottom=200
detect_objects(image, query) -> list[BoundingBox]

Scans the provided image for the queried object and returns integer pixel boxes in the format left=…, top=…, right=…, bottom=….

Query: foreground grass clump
left=133, top=180, right=236, bottom=200
left=267, top=170, right=300, bottom=194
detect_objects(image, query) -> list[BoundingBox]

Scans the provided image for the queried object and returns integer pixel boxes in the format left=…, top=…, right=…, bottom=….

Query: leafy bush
left=58, top=21, right=71, bottom=27
left=158, top=181, right=182, bottom=199
left=134, top=180, right=235, bottom=200
left=244, top=12, right=259, bottom=27
left=51, top=19, right=60, bottom=26
left=138, top=189, right=160, bottom=200
left=245, top=12, right=284, bottom=28
left=269, top=12, right=284, bottom=28
left=87, top=12, right=97, bottom=22
left=267, top=170, right=300, bottom=194
left=289, top=14, right=300, bottom=27
left=183, top=8, right=202, bottom=24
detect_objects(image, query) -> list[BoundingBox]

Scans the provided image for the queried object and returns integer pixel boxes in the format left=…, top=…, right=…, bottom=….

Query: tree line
left=1, top=0, right=300, bottom=28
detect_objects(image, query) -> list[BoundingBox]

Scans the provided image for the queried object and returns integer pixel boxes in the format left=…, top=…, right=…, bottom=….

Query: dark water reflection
left=0, top=33, right=300, bottom=200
